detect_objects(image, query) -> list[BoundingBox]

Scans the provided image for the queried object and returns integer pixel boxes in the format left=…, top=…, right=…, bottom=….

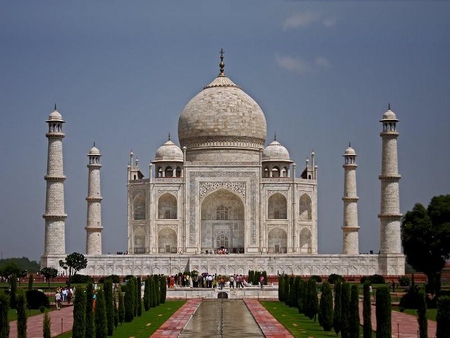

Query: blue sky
left=0, top=1, right=449, bottom=261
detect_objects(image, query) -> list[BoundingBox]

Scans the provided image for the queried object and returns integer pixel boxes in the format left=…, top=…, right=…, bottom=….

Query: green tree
left=298, top=279, right=307, bottom=315
left=402, top=195, right=450, bottom=295
left=59, top=252, right=88, bottom=283
left=160, top=275, right=167, bottom=304
left=136, top=277, right=142, bottom=316
left=0, top=290, right=10, bottom=338
left=0, top=261, right=21, bottom=281
left=375, top=286, right=391, bottom=338
left=103, top=279, right=114, bottom=335
left=363, top=281, right=372, bottom=338
left=436, top=296, right=450, bottom=338
left=95, top=289, right=107, bottom=338
left=319, top=281, right=333, bottom=331
left=333, top=282, right=342, bottom=336
left=349, top=285, right=360, bottom=338
left=85, top=283, right=95, bottom=338
left=124, top=279, right=135, bottom=322
left=16, top=290, right=27, bottom=338
left=305, top=278, right=318, bottom=321
left=40, top=267, right=58, bottom=289
left=72, top=286, right=86, bottom=338
left=417, top=290, right=427, bottom=338
left=278, top=275, right=284, bottom=302
left=10, top=273, right=18, bottom=309
left=43, top=311, right=51, bottom=338
left=143, top=276, right=149, bottom=311
left=28, top=274, right=34, bottom=291
left=118, top=288, right=125, bottom=325
left=340, top=283, right=351, bottom=338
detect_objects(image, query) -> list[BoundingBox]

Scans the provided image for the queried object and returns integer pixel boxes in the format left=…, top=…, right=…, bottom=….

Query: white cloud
left=275, top=54, right=312, bottom=75
left=315, top=56, right=330, bottom=68
left=283, top=11, right=319, bottom=29
left=322, top=17, right=337, bottom=28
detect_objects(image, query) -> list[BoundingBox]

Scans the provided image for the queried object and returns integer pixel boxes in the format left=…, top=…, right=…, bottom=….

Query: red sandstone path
left=8, top=299, right=438, bottom=338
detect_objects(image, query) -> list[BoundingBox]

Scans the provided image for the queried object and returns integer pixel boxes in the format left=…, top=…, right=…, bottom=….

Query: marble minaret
left=85, top=144, right=103, bottom=255
left=379, top=105, right=402, bottom=254
left=43, top=106, right=67, bottom=256
left=342, top=144, right=360, bottom=254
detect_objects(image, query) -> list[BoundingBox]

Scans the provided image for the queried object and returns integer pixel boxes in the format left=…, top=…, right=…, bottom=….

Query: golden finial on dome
left=219, top=48, right=225, bottom=77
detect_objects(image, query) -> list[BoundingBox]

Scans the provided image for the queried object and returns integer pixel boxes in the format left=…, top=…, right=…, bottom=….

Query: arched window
left=176, top=167, right=182, bottom=177
left=216, top=233, right=229, bottom=248
left=157, top=167, right=163, bottom=178
left=133, top=194, right=145, bottom=220
left=272, top=166, right=280, bottom=178
left=299, top=194, right=312, bottom=220
left=268, top=193, right=287, bottom=219
left=264, top=167, right=269, bottom=178
left=216, top=205, right=229, bottom=220
left=158, top=193, right=177, bottom=219
left=165, top=166, right=173, bottom=177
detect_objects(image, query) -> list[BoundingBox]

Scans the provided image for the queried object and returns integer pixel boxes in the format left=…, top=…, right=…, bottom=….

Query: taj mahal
left=41, top=52, right=405, bottom=277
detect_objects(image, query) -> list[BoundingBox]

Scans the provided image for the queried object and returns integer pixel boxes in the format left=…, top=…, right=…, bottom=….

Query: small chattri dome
left=262, top=140, right=291, bottom=162
left=48, top=108, right=63, bottom=122
left=154, top=140, right=183, bottom=162
left=89, top=146, right=101, bottom=155
left=344, top=146, right=356, bottom=156
left=381, top=108, right=398, bottom=122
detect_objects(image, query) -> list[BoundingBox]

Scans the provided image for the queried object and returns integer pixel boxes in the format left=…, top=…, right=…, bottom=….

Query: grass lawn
left=261, top=301, right=375, bottom=338
left=8, top=308, right=43, bottom=322
left=54, top=300, right=185, bottom=338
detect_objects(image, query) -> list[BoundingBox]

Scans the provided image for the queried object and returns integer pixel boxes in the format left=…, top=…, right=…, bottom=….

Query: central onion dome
left=178, top=51, right=267, bottom=162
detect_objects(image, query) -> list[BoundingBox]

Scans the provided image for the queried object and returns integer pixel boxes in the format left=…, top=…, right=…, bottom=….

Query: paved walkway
left=9, top=305, right=74, bottom=338
left=359, top=301, right=437, bottom=338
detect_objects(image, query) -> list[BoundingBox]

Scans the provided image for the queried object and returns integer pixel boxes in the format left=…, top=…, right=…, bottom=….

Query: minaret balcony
left=43, top=213, right=67, bottom=220
left=44, top=175, right=66, bottom=181
left=378, top=174, right=401, bottom=180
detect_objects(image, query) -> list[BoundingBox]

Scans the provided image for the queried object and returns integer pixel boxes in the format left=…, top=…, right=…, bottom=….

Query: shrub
left=70, top=274, right=93, bottom=284
left=417, top=290, right=427, bottom=338
left=95, top=289, right=107, bottom=338
left=99, top=275, right=120, bottom=284
left=43, top=312, right=51, bottom=338
left=16, top=291, right=27, bottom=338
left=118, top=288, right=125, bottom=324
left=399, top=287, right=422, bottom=309
left=104, top=279, right=114, bottom=335
left=39, top=306, right=45, bottom=313
left=10, top=274, right=17, bottom=309
left=26, top=290, right=49, bottom=309
left=305, top=279, right=318, bottom=321
left=349, top=285, right=360, bottom=338
left=333, top=282, right=342, bottom=336
left=278, top=275, right=284, bottom=302
left=341, top=283, right=351, bottom=338
left=85, top=283, right=95, bottom=338
left=72, top=286, right=86, bottom=338
left=297, top=279, right=307, bottom=314
left=361, top=274, right=386, bottom=284
left=363, top=281, right=372, bottom=338
left=319, top=282, right=333, bottom=331
left=124, top=278, right=135, bottom=322
left=28, top=274, right=34, bottom=291
left=0, top=290, right=9, bottom=338
left=328, top=274, right=345, bottom=284
left=436, top=296, right=450, bottom=338
left=159, top=275, right=167, bottom=304
left=399, top=276, right=410, bottom=287
left=375, top=286, right=391, bottom=338
left=310, top=275, right=322, bottom=283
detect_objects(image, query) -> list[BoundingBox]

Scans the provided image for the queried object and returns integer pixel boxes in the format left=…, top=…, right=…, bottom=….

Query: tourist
left=229, top=275, right=235, bottom=288
left=260, top=275, right=265, bottom=289
left=55, top=290, right=61, bottom=310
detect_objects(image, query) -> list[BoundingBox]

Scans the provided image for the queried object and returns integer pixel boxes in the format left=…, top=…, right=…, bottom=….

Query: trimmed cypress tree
left=153, top=275, right=160, bottom=307
left=284, top=274, right=289, bottom=305
left=375, top=286, right=391, bottom=338
left=72, top=286, right=86, bottom=338
left=16, top=290, right=27, bottom=338
left=363, top=282, right=372, bottom=338
left=333, top=282, right=342, bottom=336
left=349, top=285, right=360, bottom=338
left=298, top=279, right=307, bottom=314
left=43, top=311, right=51, bottom=338
left=417, top=290, right=427, bottom=338
left=305, top=278, right=318, bottom=321
left=160, top=275, right=167, bottom=304
left=10, top=273, right=18, bottom=309
left=288, top=276, right=295, bottom=307
left=124, top=279, right=135, bottom=322
left=103, top=279, right=114, bottom=335
left=143, top=277, right=150, bottom=311
left=319, top=281, right=333, bottom=331
left=118, top=288, right=125, bottom=325
left=136, top=277, right=142, bottom=316
left=28, top=274, right=34, bottom=291
left=340, top=283, right=351, bottom=338
left=95, top=289, right=107, bottom=338
left=0, top=290, right=10, bottom=338
left=436, top=295, right=450, bottom=338
left=278, top=275, right=284, bottom=302
left=114, top=305, right=119, bottom=329
left=85, top=283, right=95, bottom=338
left=293, top=276, right=301, bottom=308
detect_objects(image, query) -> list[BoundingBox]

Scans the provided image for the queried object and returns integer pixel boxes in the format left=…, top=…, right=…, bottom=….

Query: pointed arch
left=300, top=228, right=312, bottom=253
left=158, top=193, right=177, bottom=219
left=268, top=193, right=287, bottom=219
left=299, top=194, right=312, bottom=220
left=133, top=194, right=145, bottom=220
left=158, top=227, right=177, bottom=253
left=268, top=228, right=287, bottom=253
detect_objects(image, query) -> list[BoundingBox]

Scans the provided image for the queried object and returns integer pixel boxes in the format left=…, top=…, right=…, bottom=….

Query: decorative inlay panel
left=199, top=182, right=245, bottom=199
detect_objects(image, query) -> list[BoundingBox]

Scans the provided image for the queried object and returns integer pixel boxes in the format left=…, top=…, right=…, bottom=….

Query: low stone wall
left=166, top=286, right=278, bottom=299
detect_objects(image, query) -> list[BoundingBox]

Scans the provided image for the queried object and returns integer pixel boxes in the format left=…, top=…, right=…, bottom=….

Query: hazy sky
left=1, top=1, right=449, bottom=261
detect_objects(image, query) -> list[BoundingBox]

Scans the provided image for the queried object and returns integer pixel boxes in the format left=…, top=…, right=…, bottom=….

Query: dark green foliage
left=103, top=279, right=114, bottom=335
left=283, top=274, right=289, bottom=306
left=262, top=271, right=268, bottom=285
left=160, top=275, right=167, bottom=304
left=124, top=278, right=135, bottom=322
left=340, top=283, right=351, bottom=338
left=248, top=270, right=254, bottom=285
left=292, top=276, right=301, bottom=308
left=40, top=267, right=58, bottom=289
left=360, top=274, right=385, bottom=284
left=278, top=275, right=284, bottom=302
left=28, top=274, right=34, bottom=291
left=375, top=286, right=391, bottom=338
left=95, top=289, right=107, bottom=338
left=154, top=275, right=160, bottom=306
left=16, top=290, right=27, bottom=338
left=305, top=278, right=318, bottom=321
left=399, top=286, right=423, bottom=309
left=114, top=306, right=119, bottom=328
left=399, top=276, right=410, bottom=286
left=349, top=285, right=360, bottom=338
left=72, top=286, right=86, bottom=338
left=118, top=288, right=125, bottom=325
left=26, top=290, right=50, bottom=309
left=151, top=277, right=157, bottom=308
left=310, top=275, right=322, bottom=283
left=59, top=252, right=88, bottom=283
left=85, top=283, right=95, bottom=338
left=417, top=290, right=428, bottom=338
left=71, top=274, right=94, bottom=284
left=0, top=258, right=40, bottom=274
left=0, top=290, right=9, bottom=338
left=136, top=277, right=142, bottom=317
left=10, top=273, right=17, bottom=309
left=319, top=282, right=333, bottom=331
left=363, top=282, right=372, bottom=338
left=328, top=274, right=345, bottom=285
left=143, top=277, right=150, bottom=311
left=436, top=296, right=450, bottom=338
left=99, top=275, right=120, bottom=284
left=298, top=279, right=307, bottom=314
left=43, top=311, right=51, bottom=338
left=333, top=282, right=342, bottom=336
left=288, top=276, right=295, bottom=307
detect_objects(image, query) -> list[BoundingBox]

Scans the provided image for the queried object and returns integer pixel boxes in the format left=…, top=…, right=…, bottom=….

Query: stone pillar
left=85, top=145, right=103, bottom=255
left=342, top=145, right=360, bottom=255
left=379, top=106, right=402, bottom=255
left=43, top=107, right=67, bottom=257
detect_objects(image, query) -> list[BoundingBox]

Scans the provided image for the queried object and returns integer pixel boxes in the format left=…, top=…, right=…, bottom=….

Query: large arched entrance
left=201, top=189, right=244, bottom=253
left=158, top=228, right=177, bottom=253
